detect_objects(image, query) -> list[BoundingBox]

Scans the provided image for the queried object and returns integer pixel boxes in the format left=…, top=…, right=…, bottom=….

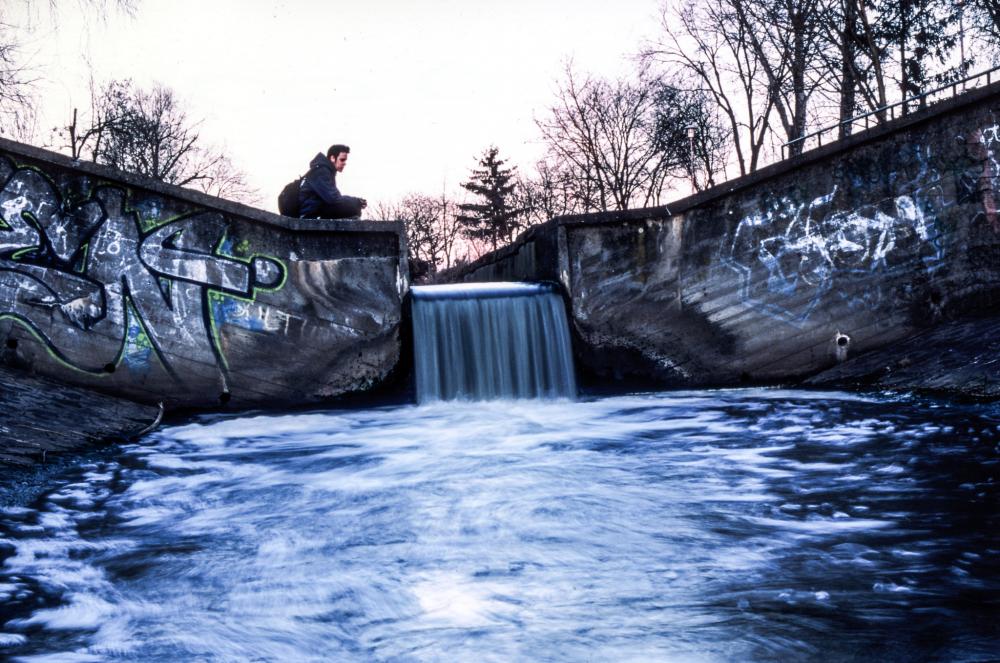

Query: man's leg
left=329, top=198, right=363, bottom=219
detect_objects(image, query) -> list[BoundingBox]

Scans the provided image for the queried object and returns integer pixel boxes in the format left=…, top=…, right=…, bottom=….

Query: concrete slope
left=0, top=366, right=158, bottom=469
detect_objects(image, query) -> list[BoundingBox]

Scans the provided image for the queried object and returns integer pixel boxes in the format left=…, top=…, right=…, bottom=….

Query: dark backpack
left=277, top=176, right=303, bottom=217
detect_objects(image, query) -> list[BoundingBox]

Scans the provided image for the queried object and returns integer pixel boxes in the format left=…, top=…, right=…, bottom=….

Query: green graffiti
left=11, top=246, right=40, bottom=260
left=0, top=312, right=123, bottom=377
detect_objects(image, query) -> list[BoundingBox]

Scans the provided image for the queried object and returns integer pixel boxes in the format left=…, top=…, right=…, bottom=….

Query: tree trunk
left=839, top=0, right=858, bottom=139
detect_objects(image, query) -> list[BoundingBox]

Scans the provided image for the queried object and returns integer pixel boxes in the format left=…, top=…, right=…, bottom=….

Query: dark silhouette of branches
left=0, top=22, right=36, bottom=139
left=511, top=158, right=586, bottom=225
left=724, top=0, right=829, bottom=155
left=375, top=192, right=463, bottom=277
left=536, top=65, right=698, bottom=209
left=1, top=1, right=139, bottom=139
left=642, top=1, right=775, bottom=175
left=53, top=79, right=258, bottom=204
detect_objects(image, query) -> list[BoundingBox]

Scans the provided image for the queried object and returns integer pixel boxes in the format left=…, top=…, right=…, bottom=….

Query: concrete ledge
left=806, top=315, right=1000, bottom=399
left=0, top=136, right=402, bottom=236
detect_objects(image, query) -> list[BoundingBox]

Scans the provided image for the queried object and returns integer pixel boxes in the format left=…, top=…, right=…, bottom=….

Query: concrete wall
left=456, top=84, right=1000, bottom=389
left=0, top=138, right=408, bottom=408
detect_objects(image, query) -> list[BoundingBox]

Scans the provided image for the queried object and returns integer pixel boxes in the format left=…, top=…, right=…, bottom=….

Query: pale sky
left=13, top=0, right=662, bottom=213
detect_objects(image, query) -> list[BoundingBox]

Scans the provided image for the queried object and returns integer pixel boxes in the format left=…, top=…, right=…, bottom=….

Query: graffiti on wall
left=957, top=122, right=1000, bottom=232
left=720, top=144, right=947, bottom=324
left=0, top=155, right=284, bottom=386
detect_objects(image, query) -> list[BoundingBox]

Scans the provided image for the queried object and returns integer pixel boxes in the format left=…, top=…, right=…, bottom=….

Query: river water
left=1, top=389, right=997, bottom=662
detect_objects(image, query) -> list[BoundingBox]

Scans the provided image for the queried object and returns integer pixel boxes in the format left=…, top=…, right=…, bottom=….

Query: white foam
left=10, top=594, right=116, bottom=630
left=0, top=632, right=27, bottom=646
left=11, top=653, right=103, bottom=662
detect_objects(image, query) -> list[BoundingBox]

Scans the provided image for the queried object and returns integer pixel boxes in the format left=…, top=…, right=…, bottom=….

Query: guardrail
left=781, top=65, right=1000, bottom=159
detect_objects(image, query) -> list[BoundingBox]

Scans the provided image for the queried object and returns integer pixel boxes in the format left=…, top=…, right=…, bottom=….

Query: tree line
left=1, top=1, right=997, bottom=278
left=393, top=0, right=999, bottom=279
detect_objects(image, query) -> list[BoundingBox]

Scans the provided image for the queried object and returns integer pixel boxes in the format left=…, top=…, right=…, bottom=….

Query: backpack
left=277, top=176, right=304, bottom=217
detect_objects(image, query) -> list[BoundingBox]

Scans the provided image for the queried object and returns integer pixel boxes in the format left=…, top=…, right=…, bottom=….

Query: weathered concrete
left=806, top=315, right=1000, bottom=399
left=0, top=137, right=408, bottom=409
left=453, top=83, right=1000, bottom=396
left=0, top=366, right=158, bottom=468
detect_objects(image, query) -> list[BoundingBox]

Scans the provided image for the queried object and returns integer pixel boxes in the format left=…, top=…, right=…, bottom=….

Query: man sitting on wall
left=299, top=144, right=368, bottom=219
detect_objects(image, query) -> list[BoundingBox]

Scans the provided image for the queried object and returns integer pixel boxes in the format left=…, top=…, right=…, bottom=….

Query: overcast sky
left=13, top=0, right=662, bottom=213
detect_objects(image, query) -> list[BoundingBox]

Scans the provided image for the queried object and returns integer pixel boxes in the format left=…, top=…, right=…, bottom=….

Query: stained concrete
left=806, top=315, right=1000, bottom=399
left=452, top=83, right=1000, bottom=398
left=0, top=366, right=158, bottom=469
left=0, top=137, right=408, bottom=409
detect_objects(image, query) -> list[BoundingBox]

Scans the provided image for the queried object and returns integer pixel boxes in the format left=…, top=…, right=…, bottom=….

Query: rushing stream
left=1, top=389, right=997, bottom=661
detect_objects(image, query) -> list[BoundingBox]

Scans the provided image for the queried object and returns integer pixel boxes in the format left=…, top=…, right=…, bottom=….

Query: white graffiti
left=957, top=122, right=1000, bottom=232
left=722, top=144, right=946, bottom=324
left=0, top=157, right=284, bottom=383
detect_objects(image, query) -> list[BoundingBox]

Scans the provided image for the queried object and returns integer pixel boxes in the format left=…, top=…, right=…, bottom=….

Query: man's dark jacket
left=298, top=152, right=364, bottom=219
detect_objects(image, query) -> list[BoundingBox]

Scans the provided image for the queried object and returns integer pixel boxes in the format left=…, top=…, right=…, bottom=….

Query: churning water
left=1, top=390, right=998, bottom=661
left=411, top=283, right=577, bottom=403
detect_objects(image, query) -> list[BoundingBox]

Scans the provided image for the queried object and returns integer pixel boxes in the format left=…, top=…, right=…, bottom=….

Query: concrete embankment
left=450, top=83, right=1000, bottom=399
left=0, top=366, right=157, bottom=479
left=806, top=316, right=1000, bottom=398
left=0, top=138, right=412, bottom=476
left=0, top=137, right=409, bottom=411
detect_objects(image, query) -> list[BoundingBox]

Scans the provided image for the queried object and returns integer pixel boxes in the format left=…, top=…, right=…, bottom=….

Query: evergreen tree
left=871, top=0, right=961, bottom=106
left=457, top=147, right=523, bottom=252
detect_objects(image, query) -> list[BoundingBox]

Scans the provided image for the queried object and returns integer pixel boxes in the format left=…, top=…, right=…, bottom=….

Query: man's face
left=330, top=152, right=349, bottom=172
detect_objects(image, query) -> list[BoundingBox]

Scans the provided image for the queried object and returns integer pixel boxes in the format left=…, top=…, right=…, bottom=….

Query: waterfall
left=411, top=282, right=577, bottom=403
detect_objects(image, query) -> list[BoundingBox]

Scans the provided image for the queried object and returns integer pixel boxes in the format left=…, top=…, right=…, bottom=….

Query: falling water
left=411, top=282, right=577, bottom=403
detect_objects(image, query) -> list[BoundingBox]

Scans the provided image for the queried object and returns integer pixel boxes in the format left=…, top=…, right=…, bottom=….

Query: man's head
left=327, top=144, right=350, bottom=172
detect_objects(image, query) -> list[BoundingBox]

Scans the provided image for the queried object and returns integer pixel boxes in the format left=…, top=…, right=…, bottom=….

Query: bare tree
left=53, top=78, right=257, bottom=203
left=511, top=158, right=587, bottom=225
left=660, top=83, right=733, bottom=191
left=0, top=22, right=36, bottom=139
left=375, top=192, right=462, bottom=275
left=642, top=1, right=777, bottom=176
left=536, top=65, right=690, bottom=211
left=191, top=151, right=260, bottom=205
left=812, top=0, right=895, bottom=132
left=1, top=0, right=139, bottom=140
left=97, top=82, right=203, bottom=184
left=725, top=0, right=829, bottom=154
left=52, top=75, right=124, bottom=160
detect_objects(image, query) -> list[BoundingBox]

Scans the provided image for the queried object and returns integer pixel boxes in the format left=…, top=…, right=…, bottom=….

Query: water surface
left=1, top=390, right=997, bottom=661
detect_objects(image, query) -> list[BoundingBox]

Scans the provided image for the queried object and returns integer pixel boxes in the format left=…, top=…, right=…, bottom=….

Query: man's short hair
left=327, top=144, right=351, bottom=158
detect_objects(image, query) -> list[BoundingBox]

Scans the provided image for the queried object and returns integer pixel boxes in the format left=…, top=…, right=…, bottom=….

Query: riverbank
left=0, top=366, right=158, bottom=469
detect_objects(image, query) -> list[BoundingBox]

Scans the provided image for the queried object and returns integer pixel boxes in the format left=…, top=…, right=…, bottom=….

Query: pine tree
left=871, top=0, right=960, bottom=108
left=457, top=146, right=523, bottom=252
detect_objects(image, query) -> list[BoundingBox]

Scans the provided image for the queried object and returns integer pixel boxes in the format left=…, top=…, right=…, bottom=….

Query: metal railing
left=781, top=65, right=1000, bottom=159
